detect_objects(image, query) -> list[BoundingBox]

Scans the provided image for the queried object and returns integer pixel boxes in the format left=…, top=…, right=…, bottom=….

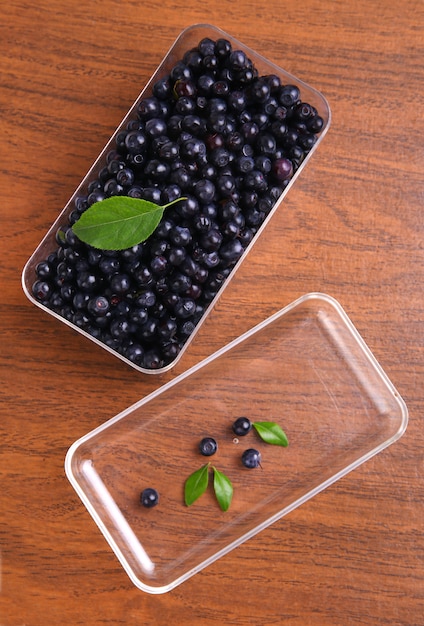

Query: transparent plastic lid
left=65, top=293, right=408, bottom=593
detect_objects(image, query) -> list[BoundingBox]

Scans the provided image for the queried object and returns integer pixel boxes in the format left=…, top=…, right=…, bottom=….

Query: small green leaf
left=71, top=196, right=185, bottom=250
left=212, top=467, right=233, bottom=512
left=253, top=421, right=289, bottom=447
left=184, top=463, right=210, bottom=507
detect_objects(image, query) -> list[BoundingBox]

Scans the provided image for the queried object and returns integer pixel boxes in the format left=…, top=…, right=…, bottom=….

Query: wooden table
left=1, top=0, right=423, bottom=623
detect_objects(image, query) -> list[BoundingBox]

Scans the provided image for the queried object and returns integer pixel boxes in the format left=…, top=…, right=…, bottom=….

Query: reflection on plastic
left=81, top=460, right=155, bottom=575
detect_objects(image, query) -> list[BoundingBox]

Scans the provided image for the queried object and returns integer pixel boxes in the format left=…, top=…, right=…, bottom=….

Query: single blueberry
left=199, top=437, right=218, bottom=456
left=140, top=488, right=159, bottom=508
left=232, top=417, right=252, bottom=436
left=242, top=448, right=262, bottom=469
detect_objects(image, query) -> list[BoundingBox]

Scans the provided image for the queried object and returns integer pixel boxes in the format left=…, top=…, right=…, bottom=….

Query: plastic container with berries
left=22, top=24, right=331, bottom=374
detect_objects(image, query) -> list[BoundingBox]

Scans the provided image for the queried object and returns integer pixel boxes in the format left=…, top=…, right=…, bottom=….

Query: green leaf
left=184, top=463, right=210, bottom=507
left=253, top=421, right=289, bottom=447
left=212, top=467, right=233, bottom=512
left=71, top=196, right=184, bottom=250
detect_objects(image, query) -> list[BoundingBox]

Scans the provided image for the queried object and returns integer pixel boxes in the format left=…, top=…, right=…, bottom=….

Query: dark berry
left=174, top=298, right=196, bottom=318
left=110, top=273, right=131, bottom=295
left=242, top=448, right=262, bottom=469
left=197, top=74, right=215, bottom=94
left=145, top=118, right=167, bottom=139
left=216, top=174, right=236, bottom=197
left=150, top=255, right=168, bottom=275
left=201, top=229, right=223, bottom=252
left=229, top=49, right=249, bottom=71
left=170, top=61, right=192, bottom=82
left=152, top=76, right=171, bottom=100
left=125, top=343, right=145, bottom=366
left=168, top=246, right=187, bottom=266
left=142, top=187, right=162, bottom=203
left=199, top=437, right=218, bottom=456
left=175, top=96, right=197, bottom=115
left=125, top=130, right=147, bottom=153
left=307, top=115, right=324, bottom=133
left=110, top=318, right=131, bottom=339
left=198, top=37, right=215, bottom=57
left=32, top=280, right=53, bottom=302
left=137, top=97, right=162, bottom=120
left=116, top=167, right=135, bottom=187
left=135, top=289, right=156, bottom=308
left=169, top=226, right=192, bottom=247
left=215, top=38, right=232, bottom=58
left=174, top=79, right=197, bottom=99
left=76, top=271, right=101, bottom=292
left=279, top=84, right=300, bottom=107
left=87, top=296, right=110, bottom=317
left=232, top=417, right=252, bottom=436
left=140, top=488, right=159, bottom=508
left=219, top=239, right=244, bottom=266
left=142, top=349, right=163, bottom=369
left=273, top=158, right=294, bottom=181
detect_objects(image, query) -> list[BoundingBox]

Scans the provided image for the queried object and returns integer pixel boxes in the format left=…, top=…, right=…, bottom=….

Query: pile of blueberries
left=32, top=36, right=324, bottom=370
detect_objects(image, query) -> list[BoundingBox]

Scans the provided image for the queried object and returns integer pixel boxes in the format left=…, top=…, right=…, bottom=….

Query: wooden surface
left=1, top=0, right=423, bottom=624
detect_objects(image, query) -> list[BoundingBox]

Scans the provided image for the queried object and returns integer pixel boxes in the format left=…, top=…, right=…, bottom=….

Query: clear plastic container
left=22, top=24, right=331, bottom=374
left=65, top=293, right=408, bottom=594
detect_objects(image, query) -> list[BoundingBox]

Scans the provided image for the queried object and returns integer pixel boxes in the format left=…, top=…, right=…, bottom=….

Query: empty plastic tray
left=65, top=293, right=408, bottom=593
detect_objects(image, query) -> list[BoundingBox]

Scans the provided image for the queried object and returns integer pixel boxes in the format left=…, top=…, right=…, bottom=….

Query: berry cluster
left=199, top=418, right=262, bottom=468
left=141, top=417, right=288, bottom=511
left=32, top=36, right=324, bottom=370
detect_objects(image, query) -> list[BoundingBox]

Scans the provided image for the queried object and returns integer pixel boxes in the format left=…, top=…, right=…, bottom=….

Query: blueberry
left=150, top=255, right=168, bottom=276
left=198, top=37, right=216, bottom=57
left=250, top=78, right=270, bottom=102
left=135, top=289, right=156, bottom=308
left=152, top=76, right=171, bottom=100
left=232, top=417, right=252, bottom=436
left=215, top=38, right=232, bottom=58
left=76, top=271, right=101, bottom=292
left=145, top=118, right=167, bottom=139
left=143, top=186, right=163, bottom=203
left=170, top=61, right=192, bottom=82
left=219, top=240, right=244, bottom=266
left=169, top=226, right=192, bottom=247
left=229, top=49, right=249, bottom=71
left=174, top=79, right=197, bottom=99
left=174, top=298, right=196, bottom=319
left=242, top=448, right=262, bottom=469
left=200, top=229, right=222, bottom=252
left=137, top=97, right=163, bottom=120
left=183, top=49, right=203, bottom=71
left=87, top=296, right=110, bottom=317
left=199, top=437, right=218, bottom=456
left=110, top=318, right=131, bottom=339
left=175, top=96, right=197, bottom=116
left=125, top=130, right=147, bottom=153
left=140, top=488, right=159, bottom=508
left=116, top=167, right=135, bottom=187
left=169, top=272, right=191, bottom=294
left=278, top=84, right=300, bottom=107
left=125, top=343, right=145, bottom=366
left=168, top=246, right=187, bottom=266
left=193, top=179, right=216, bottom=203
left=143, top=349, right=163, bottom=369
left=273, top=158, right=294, bottom=181
left=235, top=155, right=254, bottom=173
left=110, top=273, right=131, bottom=295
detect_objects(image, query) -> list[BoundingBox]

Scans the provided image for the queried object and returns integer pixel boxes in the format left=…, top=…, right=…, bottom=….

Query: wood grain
left=1, top=0, right=423, bottom=624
